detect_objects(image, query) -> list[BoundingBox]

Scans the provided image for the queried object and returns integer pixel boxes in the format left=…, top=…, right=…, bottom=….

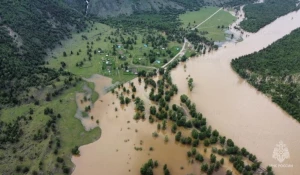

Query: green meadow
left=47, top=23, right=181, bottom=83
left=180, top=7, right=221, bottom=28
left=180, top=7, right=237, bottom=41
left=0, top=82, right=100, bottom=174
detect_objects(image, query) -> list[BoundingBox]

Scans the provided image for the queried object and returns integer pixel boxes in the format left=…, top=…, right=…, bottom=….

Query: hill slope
left=87, top=0, right=256, bottom=17
left=0, top=0, right=86, bottom=105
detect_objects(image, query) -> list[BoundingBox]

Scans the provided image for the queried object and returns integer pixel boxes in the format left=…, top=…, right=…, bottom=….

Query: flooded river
left=74, top=78, right=212, bottom=174
left=72, top=77, right=239, bottom=174
left=172, top=9, right=300, bottom=175
left=72, top=9, right=300, bottom=175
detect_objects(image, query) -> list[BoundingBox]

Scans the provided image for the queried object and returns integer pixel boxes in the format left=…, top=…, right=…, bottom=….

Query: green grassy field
left=47, top=23, right=181, bottom=83
left=180, top=7, right=220, bottom=28
left=47, top=23, right=114, bottom=78
left=179, top=7, right=236, bottom=41
left=86, top=81, right=100, bottom=103
left=0, top=82, right=100, bottom=174
left=197, top=9, right=236, bottom=41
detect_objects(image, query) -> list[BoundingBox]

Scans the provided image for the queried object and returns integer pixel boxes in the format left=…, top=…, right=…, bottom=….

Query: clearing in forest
left=47, top=23, right=182, bottom=83
left=180, top=7, right=237, bottom=41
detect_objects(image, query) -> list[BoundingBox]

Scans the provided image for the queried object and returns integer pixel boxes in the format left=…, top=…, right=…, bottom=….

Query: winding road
left=163, top=8, right=224, bottom=69
left=162, top=38, right=189, bottom=68
left=133, top=8, right=222, bottom=70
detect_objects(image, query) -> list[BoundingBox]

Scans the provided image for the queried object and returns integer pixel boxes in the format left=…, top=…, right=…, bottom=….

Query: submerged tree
left=188, top=78, right=194, bottom=91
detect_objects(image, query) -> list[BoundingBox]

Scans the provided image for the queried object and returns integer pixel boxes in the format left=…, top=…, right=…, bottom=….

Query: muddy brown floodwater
left=75, top=74, right=113, bottom=131
left=72, top=9, right=300, bottom=175
left=72, top=76, right=240, bottom=175
left=172, top=10, right=300, bottom=175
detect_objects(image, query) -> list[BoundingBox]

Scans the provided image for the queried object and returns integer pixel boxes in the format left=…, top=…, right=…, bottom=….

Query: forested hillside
left=87, top=0, right=256, bottom=17
left=240, top=0, right=300, bottom=32
left=0, top=0, right=86, bottom=106
left=65, top=0, right=87, bottom=14
left=232, top=28, right=300, bottom=122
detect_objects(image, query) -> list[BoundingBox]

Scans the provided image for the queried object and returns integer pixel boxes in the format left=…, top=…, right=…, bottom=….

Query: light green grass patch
left=197, top=9, right=236, bottom=41
left=47, top=22, right=182, bottom=83
left=86, top=81, right=99, bottom=103
left=180, top=7, right=220, bottom=28
left=179, top=7, right=236, bottom=41
left=47, top=23, right=114, bottom=78
left=0, top=82, right=100, bottom=174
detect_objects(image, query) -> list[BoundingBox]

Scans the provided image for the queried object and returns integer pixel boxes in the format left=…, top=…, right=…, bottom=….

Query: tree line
left=232, top=28, right=300, bottom=122
left=240, top=0, right=300, bottom=32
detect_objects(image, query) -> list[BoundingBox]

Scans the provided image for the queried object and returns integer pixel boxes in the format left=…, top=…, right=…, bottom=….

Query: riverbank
left=72, top=5, right=300, bottom=175
left=72, top=76, right=244, bottom=175
left=171, top=9, right=300, bottom=175
left=0, top=81, right=101, bottom=174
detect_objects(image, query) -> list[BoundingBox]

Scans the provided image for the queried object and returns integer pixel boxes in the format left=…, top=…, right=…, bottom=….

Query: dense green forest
left=87, top=0, right=256, bottom=17
left=0, top=26, right=58, bottom=105
left=65, top=0, right=87, bottom=13
left=240, top=0, right=300, bottom=32
left=0, top=0, right=87, bottom=106
left=220, top=0, right=256, bottom=7
left=232, top=28, right=300, bottom=122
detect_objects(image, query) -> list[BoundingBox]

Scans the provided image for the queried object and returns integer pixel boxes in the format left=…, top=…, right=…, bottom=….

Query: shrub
left=71, top=146, right=80, bottom=155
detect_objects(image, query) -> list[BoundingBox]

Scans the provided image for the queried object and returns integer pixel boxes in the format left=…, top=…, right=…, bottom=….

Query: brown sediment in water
left=84, top=74, right=113, bottom=97
left=75, top=75, right=113, bottom=131
left=72, top=78, right=239, bottom=175
left=75, top=92, right=97, bottom=131
left=72, top=9, right=300, bottom=175
left=171, top=9, right=300, bottom=175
